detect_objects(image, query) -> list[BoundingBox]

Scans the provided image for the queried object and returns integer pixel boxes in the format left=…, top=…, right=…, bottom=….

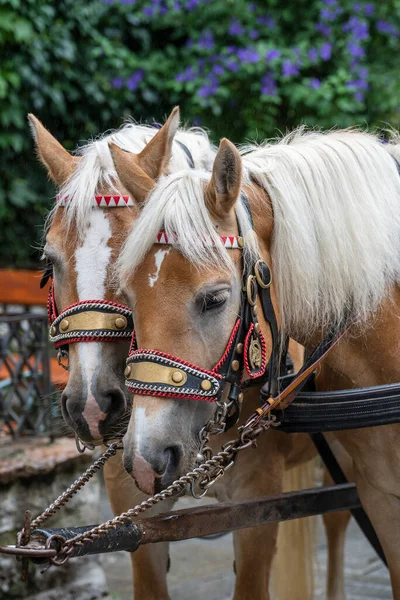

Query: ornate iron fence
left=0, top=312, right=59, bottom=438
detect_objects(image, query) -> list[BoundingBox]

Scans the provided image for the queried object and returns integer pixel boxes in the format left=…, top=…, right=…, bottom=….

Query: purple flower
left=320, top=42, right=332, bottom=61
left=353, top=2, right=362, bottom=11
left=225, top=60, right=239, bottom=72
left=120, top=0, right=137, bottom=3
left=173, top=1, right=181, bottom=9
left=364, top=3, right=374, bottom=16
left=323, top=0, right=337, bottom=5
left=376, top=20, right=399, bottom=38
left=308, top=48, right=318, bottom=62
left=212, top=64, right=224, bottom=76
left=249, top=29, right=259, bottom=40
left=343, top=17, right=368, bottom=40
left=229, top=19, right=244, bottom=36
left=126, top=69, right=144, bottom=91
left=111, top=77, right=124, bottom=88
left=237, top=48, right=260, bottom=63
left=346, top=78, right=368, bottom=90
left=320, top=9, right=336, bottom=21
left=186, top=0, right=199, bottom=9
left=198, top=30, right=214, bottom=50
left=354, top=91, right=364, bottom=102
left=347, top=41, right=365, bottom=58
left=265, top=49, right=280, bottom=61
left=282, top=60, right=299, bottom=77
left=357, top=66, right=368, bottom=79
left=175, top=66, right=196, bottom=83
left=257, top=16, right=276, bottom=28
left=261, top=72, right=277, bottom=97
left=198, top=80, right=218, bottom=98
left=143, top=6, right=154, bottom=16
left=309, top=78, right=321, bottom=89
left=316, top=23, right=331, bottom=37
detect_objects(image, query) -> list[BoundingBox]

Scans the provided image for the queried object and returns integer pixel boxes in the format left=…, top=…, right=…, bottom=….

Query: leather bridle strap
left=257, top=327, right=349, bottom=420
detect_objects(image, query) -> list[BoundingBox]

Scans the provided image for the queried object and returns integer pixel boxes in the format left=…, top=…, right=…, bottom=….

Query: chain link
left=48, top=410, right=279, bottom=565
left=17, top=399, right=279, bottom=568
left=28, top=443, right=120, bottom=531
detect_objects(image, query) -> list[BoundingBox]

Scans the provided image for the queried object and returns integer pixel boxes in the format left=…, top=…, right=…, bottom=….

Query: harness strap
left=258, top=328, right=349, bottom=418
left=311, top=432, right=387, bottom=565
left=275, top=379, right=400, bottom=432
left=175, top=140, right=195, bottom=169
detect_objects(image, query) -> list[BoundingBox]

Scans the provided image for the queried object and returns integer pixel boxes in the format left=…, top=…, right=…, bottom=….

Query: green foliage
left=0, top=0, right=399, bottom=266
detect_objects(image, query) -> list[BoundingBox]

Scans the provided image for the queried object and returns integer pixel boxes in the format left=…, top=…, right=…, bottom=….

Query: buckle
left=254, top=260, right=272, bottom=289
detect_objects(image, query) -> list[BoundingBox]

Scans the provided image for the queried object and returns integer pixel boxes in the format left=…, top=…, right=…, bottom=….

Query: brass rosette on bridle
left=49, top=300, right=134, bottom=347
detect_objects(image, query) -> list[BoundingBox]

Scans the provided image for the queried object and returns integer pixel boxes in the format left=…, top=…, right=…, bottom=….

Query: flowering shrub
left=105, top=0, right=400, bottom=139
left=0, top=0, right=399, bottom=265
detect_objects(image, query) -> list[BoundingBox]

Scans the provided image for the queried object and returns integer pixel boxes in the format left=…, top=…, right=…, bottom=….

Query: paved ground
left=99, top=490, right=392, bottom=600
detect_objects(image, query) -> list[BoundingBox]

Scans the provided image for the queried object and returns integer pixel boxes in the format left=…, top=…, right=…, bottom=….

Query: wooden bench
left=0, top=269, right=69, bottom=388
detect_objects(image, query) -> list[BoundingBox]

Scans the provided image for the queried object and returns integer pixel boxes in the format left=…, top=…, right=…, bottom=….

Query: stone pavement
left=99, top=493, right=392, bottom=600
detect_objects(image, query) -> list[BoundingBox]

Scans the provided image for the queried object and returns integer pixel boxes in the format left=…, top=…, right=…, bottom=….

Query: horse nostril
left=163, top=445, right=183, bottom=475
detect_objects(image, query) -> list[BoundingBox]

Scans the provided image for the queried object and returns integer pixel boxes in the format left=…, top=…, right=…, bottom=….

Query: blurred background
left=0, top=0, right=399, bottom=267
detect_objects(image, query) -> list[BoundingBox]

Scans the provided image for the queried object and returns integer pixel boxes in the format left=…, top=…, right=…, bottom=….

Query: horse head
left=113, top=139, right=277, bottom=493
left=30, top=108, right=190, bottom=444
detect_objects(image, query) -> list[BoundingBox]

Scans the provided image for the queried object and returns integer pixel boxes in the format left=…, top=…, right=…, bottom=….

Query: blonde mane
left=47, top=120, right=216, bottom=236
left=117, top=169, right=260, bottom=283
left=119, top=128, right=400, bottom=339
left=242, top=128, right=400, bottom=336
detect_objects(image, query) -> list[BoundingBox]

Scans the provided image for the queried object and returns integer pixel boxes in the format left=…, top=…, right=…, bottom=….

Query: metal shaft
left=25, top=483, right=360, bottom=559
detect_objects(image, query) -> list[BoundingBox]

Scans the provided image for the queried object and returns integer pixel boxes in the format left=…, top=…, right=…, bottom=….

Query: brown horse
left=110, top=128, right=386, bottom=598
left=32, top=112, right=351, bottom=599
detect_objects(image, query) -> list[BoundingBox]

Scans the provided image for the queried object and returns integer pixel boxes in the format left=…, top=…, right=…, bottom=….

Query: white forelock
left=242, top=128, right=400, bottom=336
left=46, top=121, right=216, bottom=236
left=117, top=169, right=260, bottom=284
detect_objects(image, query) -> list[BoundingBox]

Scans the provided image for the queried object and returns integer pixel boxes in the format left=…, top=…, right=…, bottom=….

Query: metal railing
left=0, top=312, right=59, bottom=438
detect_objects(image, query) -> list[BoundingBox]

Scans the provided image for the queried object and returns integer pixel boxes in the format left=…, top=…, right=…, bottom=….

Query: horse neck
left=316, top=285, right=400, bottom=391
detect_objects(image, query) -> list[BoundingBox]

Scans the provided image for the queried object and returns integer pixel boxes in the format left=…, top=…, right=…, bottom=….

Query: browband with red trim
left=155, top=232, right=245, bottom=249
left=56, top=194, right=134, bottom=207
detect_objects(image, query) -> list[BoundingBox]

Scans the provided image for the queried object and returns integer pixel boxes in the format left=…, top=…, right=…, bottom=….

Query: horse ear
left=27, top=114, right=77, bottom=186
left=206, top=138, right=242, bottom=218
left=109, top=143, right=155, bottom=204
left=137, top=106, right=180, bottom=179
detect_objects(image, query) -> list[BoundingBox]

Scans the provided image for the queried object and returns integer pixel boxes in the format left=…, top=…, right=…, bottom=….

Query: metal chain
left=28, top=443, right=120, bottom=531
left=49, top=410, right=279, bottom=565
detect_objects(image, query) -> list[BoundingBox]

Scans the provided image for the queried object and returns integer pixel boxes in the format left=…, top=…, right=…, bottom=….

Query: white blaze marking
left=148, top=249, right=170, bottom=288
left=74, top=211, right=112, bottom=436
left=133, top=405, right=147, bottom=450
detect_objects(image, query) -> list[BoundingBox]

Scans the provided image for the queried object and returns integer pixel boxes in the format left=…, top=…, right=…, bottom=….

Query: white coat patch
left=148, top=249, right=170, bottom=288
left=74, top=211, right=112, bottom=436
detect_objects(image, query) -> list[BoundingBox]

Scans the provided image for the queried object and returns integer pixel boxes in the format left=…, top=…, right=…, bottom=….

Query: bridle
left=124, top=192, right=350, bottom=436
left=43, top=137, right=199, bottom=371
left=42, top=194, right=136, bottom=372
left=124, top=193, right=281, bottom=431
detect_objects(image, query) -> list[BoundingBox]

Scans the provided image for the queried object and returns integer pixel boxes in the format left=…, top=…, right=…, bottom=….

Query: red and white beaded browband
left=57, top=196, right=243, bottom=249
left=155, top=232, right=244, bottom=249
left=57, top=194, right=134, bottom=207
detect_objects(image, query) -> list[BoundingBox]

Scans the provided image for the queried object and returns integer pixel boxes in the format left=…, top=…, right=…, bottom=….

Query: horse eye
left=40, top=259, right=54, bottom=289
left=201, top=290, right=229, bottom=313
